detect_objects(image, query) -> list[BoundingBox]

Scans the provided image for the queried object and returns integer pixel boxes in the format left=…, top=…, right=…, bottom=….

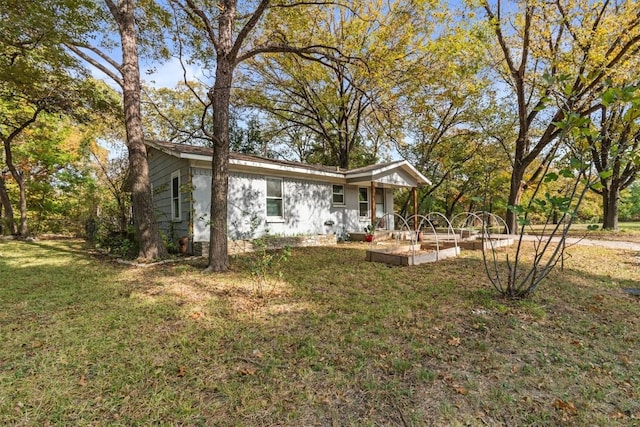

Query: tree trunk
left=505, top=163, right=526, bottom=234
left=0, top=174, right=18, bottom=235
left=16, top=176, right=27, bottom=236
left=339, top=147, right=349, bottom=170
left=602, top=183, right=620, bottom=230
left=3, top=141, right=28, bottom=236
left=207, top=61, right=233, bottom=272
left=111, top=0, right=167, bottom=260
left=118, top=196, right=129, bottom=233
left=446, top=190, right=466, bottom=219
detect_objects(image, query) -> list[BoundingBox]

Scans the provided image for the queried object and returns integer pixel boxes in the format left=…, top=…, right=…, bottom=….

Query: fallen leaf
left=619, top=355, right=631, bottom=366
left=453, top=384, right=468, bottom=395
left=440, top=373, right=453, bottom=382
left=79, top=375, right=87, bottom=387
left=552, top=399, right=577, bottom=415
left=177, top=366, right=186, bottom=377
left=448, top=336, right=461, bottom=347
left=189, top=312, right=202, bottom=319
left=238, top=367, right=257, bottom=376
left=252, top=349, right=263, bottom=359
left=610, top=411, right=626, bottom=420
left=31, top=341, right=43, bottom=349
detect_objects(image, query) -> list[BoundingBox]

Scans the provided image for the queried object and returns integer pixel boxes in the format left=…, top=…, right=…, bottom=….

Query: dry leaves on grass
left=177, top=366, right=186, bottom=377
left=440, top=374, right=469, bottom=395
left=453, top=385, right=469, bottom=395
left=447, top=336, right=461, bottom=347
left=238, top=367, right=257, bottom=376
left=552, top=398, right=577, bottom=415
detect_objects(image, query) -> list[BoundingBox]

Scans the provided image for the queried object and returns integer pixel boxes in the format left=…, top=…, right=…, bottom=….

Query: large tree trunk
left=207, top=59, right=233, bottom=271
left=110, top=0, right=167, bottom=260
left=602, top=183, right=620, bottom=230
left=0, top=174, right=18, bottom=235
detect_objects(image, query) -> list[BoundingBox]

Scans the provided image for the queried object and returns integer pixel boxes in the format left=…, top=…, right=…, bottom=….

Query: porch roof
left=345, top=161, right=431, bottom=188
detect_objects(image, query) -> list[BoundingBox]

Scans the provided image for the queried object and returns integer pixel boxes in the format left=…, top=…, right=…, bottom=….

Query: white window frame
left=266, top=177, right=284, bottom=220
left=358, top=187, right=369, bottom=218
left=171, top=170, right=181, bottom=221
left=332, top=184, right=345, bottom=206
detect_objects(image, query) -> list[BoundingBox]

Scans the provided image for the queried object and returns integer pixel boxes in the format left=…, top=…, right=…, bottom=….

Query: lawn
left=1, top=239, right=639, bottom=425
left=527, top=222, right=640, bottom=243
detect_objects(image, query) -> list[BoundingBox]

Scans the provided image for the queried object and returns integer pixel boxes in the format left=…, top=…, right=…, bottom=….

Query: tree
left=0, top=1, right=106, bottom=236
left=588, top=84, right=640, bottom=230
left=169, top=0, right=342, bottom=271
left=619, top=182, right=640, bottom=221
left=0, top=173, right=16, bottom=235
left=395, top=12, right=505, bottom=219
left=11, top=117, right=81, bottom=233
left=240, top=1, right=433, bottom=168
left=142, top=81, right=214, bottom=144
left=477, top=0, right=640, bottom=233
left=65, top=0, right=169, bottom=259
left=142, top=83, right=268, bottom=155
left=90, top=147, right=132, bottom=235
left=483, top=110, right=599, bottom=298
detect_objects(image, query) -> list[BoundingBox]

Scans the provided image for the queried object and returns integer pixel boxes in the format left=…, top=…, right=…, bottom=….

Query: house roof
left=146, top=140, right=344, bottom=174
left=146, top=140, right=430, bottom=187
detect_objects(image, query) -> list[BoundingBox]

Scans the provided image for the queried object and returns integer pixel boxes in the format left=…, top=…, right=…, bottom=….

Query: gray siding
left=191, top=169, right=396, bottom=242
left=194, top=171, right=338, bottom=241
left=148, top=148, right=191, bottom=246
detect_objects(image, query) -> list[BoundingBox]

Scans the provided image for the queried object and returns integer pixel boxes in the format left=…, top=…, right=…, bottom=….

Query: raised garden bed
left=420, top=237, right=514, bottom=251
left=365, top=244, right=460, bottom=266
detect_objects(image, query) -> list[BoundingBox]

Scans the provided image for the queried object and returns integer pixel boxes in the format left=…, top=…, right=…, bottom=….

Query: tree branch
left=65, top=43, right=124, bottom=88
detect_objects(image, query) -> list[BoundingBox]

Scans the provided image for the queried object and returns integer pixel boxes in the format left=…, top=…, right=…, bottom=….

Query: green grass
left=1, top=239, right=639, bottom=425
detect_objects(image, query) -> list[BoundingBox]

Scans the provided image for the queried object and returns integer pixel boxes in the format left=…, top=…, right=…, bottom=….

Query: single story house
left=146, top=140, right=430, bottom=254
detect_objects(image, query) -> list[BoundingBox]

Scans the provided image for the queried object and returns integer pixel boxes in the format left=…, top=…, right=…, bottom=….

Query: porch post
left=370, top=181, right=376, bottom=224
left=412, top=187, right=418, bottom=231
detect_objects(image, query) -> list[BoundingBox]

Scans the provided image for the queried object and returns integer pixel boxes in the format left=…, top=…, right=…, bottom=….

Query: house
left=146, top=140, right=431, bottom=254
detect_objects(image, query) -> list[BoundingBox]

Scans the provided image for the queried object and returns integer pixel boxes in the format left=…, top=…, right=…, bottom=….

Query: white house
left=146, top=140, right=430, bottom=254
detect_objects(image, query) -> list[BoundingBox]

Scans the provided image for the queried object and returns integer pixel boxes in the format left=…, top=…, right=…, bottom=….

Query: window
left=171, top=170, right=181, bottom=221
left=266, top=177, right=283, bottom=218
left=332, top=185, right=345, bottom=206
left=358, top=188, right=369, bottom=217
left=375, top=188, right=385, bottom=218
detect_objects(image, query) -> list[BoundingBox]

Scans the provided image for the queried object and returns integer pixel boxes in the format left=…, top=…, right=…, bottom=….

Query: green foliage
left=96, top=226, right=139, bottom=259
left=619, top=183, right=640, bottom=220
left=484, top=104, right=599, bottom=298
left=248, top=237, right=291, bottom=298
left=240, top=0, right=444, bottom=168
left=364, top=223, right=376, bottom=235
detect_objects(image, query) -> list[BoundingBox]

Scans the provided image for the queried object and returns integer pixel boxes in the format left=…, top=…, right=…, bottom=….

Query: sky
left=139, top=57, right=202, bottom=89
left=89, top=55, right=200, bottom=91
